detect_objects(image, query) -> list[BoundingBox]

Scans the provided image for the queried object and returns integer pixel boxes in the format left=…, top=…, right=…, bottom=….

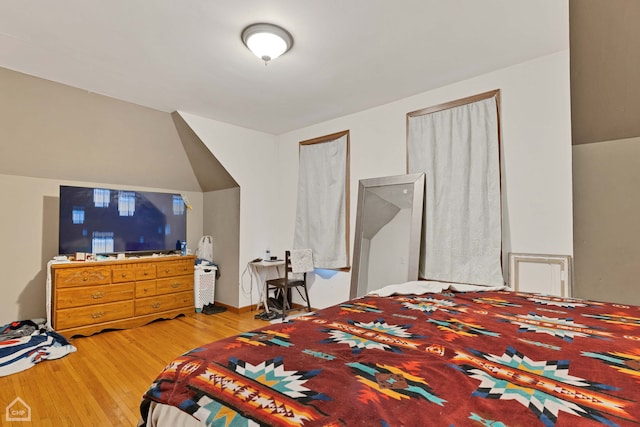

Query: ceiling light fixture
left=241, top=23, right=293, bottom=65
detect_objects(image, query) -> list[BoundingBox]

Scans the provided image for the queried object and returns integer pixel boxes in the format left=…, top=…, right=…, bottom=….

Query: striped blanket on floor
left=0, top=319, right=76, bottom=377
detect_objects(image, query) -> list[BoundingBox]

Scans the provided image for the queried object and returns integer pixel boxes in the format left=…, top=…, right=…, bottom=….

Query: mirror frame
left=349, top=173, right=425, bottom=299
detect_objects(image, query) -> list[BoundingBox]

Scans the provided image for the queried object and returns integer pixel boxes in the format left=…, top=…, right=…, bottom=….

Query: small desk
left=248, top=260, right=284, bottom=313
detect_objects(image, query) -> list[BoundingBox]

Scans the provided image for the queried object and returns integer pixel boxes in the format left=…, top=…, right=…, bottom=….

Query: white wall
left=175, top=113, right=278, bottom=308
left=274, top=51, right=574, bottom=309
left=177, top=51, right=573, bottom=310
left=0, top=173, right=203, bottom=325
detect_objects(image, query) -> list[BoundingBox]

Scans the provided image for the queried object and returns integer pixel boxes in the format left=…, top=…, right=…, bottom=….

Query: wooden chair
left=266, top=250, right=312, bottom=319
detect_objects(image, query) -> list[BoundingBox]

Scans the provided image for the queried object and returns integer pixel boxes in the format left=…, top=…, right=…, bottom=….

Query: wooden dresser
left=51, top=255, right=195, bottom=337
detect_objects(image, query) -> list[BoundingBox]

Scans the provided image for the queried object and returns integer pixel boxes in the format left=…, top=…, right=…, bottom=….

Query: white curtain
left=408, top=96, right=503, bottom=286
left=294, top=135, right=348, bottom=268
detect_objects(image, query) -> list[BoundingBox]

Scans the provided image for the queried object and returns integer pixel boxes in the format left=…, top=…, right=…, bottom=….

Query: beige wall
left=570, top=0, right=640, bottom=145
left=203, top=187, right=240, bottom=307
left=570, top=1, right=640, bottom=305
left=0, top=173, right=204, bottom=324
left=0, top=67, right=200, bottom=191
left=0, top=67, right=207, bottom=324
left=572, top=137, right=640, bottom=305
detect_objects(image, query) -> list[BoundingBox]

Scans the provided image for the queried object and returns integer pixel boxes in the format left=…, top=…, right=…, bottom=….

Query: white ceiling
left=0, top=1, right=568, bottom=135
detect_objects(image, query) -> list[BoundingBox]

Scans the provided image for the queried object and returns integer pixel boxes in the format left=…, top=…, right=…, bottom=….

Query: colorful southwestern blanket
left=0, top=319, right=76, bottom=377
left=139, top=291, right=640, bottom=426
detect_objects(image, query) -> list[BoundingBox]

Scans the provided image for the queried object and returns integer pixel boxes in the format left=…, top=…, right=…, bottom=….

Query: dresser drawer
left=112, top=264, right=136, bottom=283
left=135, top=291, right=193, bottom=316
left=55, top=267, right=111, bottom=288
left=157, top=275, right=193, bottom=295
left=156, top=259, right=193, bottom=278
left=136, top=263, right=156, bottom=280
left=56, top=301, right=135, bottom=330
left=135, top=280, right=157, bottom=298
left=56, top=283, right=135, bottom=309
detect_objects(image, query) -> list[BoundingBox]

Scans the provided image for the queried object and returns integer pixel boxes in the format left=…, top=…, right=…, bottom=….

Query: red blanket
left=140, top=291, right=640, bottom=426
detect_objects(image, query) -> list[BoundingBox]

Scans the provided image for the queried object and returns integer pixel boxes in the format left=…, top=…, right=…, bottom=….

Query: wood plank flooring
left=0, top=310, right=267, bottom=426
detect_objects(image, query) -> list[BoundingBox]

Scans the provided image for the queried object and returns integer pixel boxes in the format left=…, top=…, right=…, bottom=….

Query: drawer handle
left=91, top=292, right=104, bottom=299
left=171, top=283, right=180, bottom=288
left=151, top=302, right=161, bottom=309
left=83, top=277, right=88, bottom=282
left=165, top=269, right=170, bottom=273
left=143, top=271, right=149, bottom=276
left=91, top=311, right=105, bottom=319
left=143, top=287, right=149, bottom=292
left=121, top=273, right=127, bottom=278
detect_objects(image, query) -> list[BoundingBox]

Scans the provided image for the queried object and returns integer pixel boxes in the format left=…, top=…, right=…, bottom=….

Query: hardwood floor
left=0, top=310, right=267, bottom=426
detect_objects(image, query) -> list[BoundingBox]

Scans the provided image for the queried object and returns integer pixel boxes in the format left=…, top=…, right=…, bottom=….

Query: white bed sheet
left=368, top=280, right=506, bottom=297
left=142, top=402, right=202, bottom=427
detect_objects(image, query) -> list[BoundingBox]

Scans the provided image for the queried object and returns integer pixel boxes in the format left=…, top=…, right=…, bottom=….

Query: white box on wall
left=508, top=253, right=572, bottom=297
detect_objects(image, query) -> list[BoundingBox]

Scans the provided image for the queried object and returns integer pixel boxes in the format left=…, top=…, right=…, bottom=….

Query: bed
left=138, top=284, right=640, bottom=426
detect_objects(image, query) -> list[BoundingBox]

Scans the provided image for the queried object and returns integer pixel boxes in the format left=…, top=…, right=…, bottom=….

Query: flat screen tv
left=58, top=185, right=187, bottom=255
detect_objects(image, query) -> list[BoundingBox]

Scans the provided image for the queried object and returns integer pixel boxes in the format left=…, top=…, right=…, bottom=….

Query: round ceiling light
left=241, top=23, right=293, bottom=64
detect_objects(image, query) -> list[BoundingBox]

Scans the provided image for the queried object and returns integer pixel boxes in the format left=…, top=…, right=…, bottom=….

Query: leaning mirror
left=350, top=173, right=425, bottom=298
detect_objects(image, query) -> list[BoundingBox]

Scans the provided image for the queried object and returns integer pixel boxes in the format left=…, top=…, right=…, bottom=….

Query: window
left=294, top=130, right=350, bottom=269
left=407, top=90, right=503, bottom=286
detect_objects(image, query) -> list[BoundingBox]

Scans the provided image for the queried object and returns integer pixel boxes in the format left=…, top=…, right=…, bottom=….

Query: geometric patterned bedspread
left=139, top=290, right=640, bottom=426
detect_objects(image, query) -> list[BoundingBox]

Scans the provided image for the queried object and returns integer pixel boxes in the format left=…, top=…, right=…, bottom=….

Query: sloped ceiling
left=0, top=66, right=202, bottom=191
left=172, top=112, right=238, bottom=192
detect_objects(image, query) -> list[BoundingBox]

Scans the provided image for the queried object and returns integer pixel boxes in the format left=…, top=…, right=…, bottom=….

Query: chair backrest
left=284, top=250, right=295, bottom=280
